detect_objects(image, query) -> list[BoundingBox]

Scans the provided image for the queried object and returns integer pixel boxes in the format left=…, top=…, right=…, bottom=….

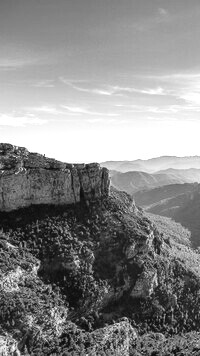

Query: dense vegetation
left=1, top=188, right=200, bottom=354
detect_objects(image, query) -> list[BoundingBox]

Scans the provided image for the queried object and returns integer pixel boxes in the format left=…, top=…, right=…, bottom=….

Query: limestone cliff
left=0, top=143, right=110, bottom=211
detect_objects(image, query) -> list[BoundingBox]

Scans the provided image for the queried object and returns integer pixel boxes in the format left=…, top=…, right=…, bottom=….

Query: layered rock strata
left=0, top=144, right=110, bottom=211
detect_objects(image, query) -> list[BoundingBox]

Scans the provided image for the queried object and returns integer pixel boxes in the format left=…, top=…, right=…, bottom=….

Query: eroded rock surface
left=0, top=334, right=20, bottom=356
left=88, top=319, right=137, bottom=355
left=131, top=269, right=158, bottom=298
left=0, top=143, right=110, bottom=211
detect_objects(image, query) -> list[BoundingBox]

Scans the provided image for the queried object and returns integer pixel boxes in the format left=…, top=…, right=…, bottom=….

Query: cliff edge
left=0, top=143, right=110, bottom=211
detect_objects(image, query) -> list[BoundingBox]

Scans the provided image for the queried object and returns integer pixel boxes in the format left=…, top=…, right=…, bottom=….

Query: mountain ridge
left=111, top=170, right=188, bottom=194
left=102, top=155, right=200, bottom=173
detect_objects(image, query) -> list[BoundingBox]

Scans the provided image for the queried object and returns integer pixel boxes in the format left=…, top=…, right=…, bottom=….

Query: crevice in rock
left=70, top=170, right=77, bottom=204
left=86, top=166, right=95, bottom=199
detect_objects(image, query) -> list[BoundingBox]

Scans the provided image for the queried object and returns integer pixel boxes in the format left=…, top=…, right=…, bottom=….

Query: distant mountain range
left=102, top=156, right=200, bottom=193
left=101, top=156, right=200, bottom=173
left=155, top=168, right=200, bottom=182
left=111, top=169, right=200, bottom=194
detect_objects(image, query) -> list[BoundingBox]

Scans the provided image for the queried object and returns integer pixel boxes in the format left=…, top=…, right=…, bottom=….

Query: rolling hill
left=134, top=183, right=200, bottom=247
left=133, top=183, right=198, bottom=210
left=173, top=188, right=200, bottom=247
left=111, top=170, right=186, bottom=194
left=155, top=168, right=200, bottom=183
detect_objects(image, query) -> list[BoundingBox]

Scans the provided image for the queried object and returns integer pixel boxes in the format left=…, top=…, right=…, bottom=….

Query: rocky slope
left=1, top=187, right=200, bottom=354
left=1, top=146, right=200, bottom=354
left=0, top=143, right=109, bottom=211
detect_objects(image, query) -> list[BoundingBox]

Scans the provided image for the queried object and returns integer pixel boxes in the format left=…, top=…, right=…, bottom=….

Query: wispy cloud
left=180, top=93, right=200, bottom=106
left=115, top=104, right=168, bottom=114
left=61, top=73, right=200, bottom=108
left=115, top=102, right=200, bottom=115
left=0, top=113, right=48, bottom=127
left=110, top=85, right=167, bottom=96
left=145, top=72, right=200, bottom=82
left=0, top=57, right=41, bottom=71
left=27, top=105, right=65, bottom=115
left=61, top=105, right=118, bottom=117
left=141, top=87, right=166, bottom=95
left=62, top=105, right=91, bottom=114
left=24, top=71, right=200, bottom=122
left=143, top=72, right=200, bottom=106
left=60, top=78, right=116, bottom=96
left=26, top=104, right=118, bottom=118
left=31, top=80, right=55, bottom=88
left=60, top=77, right=167, bottom=97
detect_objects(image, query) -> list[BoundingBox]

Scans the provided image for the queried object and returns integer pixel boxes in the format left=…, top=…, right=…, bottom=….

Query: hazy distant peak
left=101, top=155, right=200, bottom=173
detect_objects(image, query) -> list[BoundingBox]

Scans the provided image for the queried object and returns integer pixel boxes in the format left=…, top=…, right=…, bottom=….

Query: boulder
left=131, top=269, right=158, bottom=298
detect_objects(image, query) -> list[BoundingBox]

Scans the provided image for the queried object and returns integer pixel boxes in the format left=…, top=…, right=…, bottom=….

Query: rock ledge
left=0, top=143, right=110, bottom=211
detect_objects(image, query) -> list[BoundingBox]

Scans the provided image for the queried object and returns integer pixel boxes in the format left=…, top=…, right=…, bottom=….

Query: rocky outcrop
left=125, top=227, right=155, bottom=260
left=0, top=261, right=40, bottom=293
left=0, top=335, right=20, bottom=356
left=87, top=319, right=137, bottom=355
left=0, top=143, right=110, bottom=211
left=131, top=269, right=158, bottom=298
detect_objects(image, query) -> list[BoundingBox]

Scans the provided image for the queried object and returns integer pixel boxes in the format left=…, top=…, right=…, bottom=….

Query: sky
left=1, top=0, right=200, bottom=163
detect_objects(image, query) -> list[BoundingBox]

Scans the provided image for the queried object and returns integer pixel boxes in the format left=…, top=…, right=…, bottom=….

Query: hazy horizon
left=2, top=1, right=200, bottom=162
left=4, top=141, right=200, bottom=164
left=101, top=155, right=200, bottom=163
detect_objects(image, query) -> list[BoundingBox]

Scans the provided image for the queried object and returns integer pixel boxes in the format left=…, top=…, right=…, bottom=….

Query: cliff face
left=0, top=143, right=110, bottom=211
